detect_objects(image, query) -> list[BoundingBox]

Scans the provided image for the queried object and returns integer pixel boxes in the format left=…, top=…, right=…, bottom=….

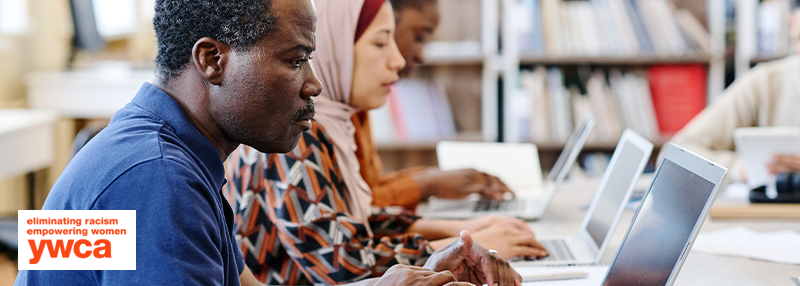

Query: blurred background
left=0, top=0, right=794, bottom=281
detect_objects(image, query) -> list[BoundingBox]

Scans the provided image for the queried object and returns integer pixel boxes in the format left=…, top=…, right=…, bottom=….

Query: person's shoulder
left=15, top=269, right=95, bottom=286
left=96, top=158, right=218, bottom=211
left=44, top=114, right=167, bottom=209
left=44, top=109, right=204, bottom=210
left=751, top=54, right=799, bottom=76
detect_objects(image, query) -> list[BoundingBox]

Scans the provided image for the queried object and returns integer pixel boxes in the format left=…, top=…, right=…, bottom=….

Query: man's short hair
left=153, top=0, right=277, bottom=79
left=389, top=0, right=437, bottom=12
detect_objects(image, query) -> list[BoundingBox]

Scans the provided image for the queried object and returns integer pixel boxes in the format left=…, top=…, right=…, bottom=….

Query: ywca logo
left=28, top=239, right=111, bottom=264
left=18, top=210, right=136, bottom=270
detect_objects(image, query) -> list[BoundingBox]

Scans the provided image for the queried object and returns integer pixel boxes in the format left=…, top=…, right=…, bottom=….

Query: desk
left=0, top=109, right=58, bottom=210
left=0, top=109, right=57, bottom=180
left=26, top=69, right=154, bottom=119
left=529, top=179, right=800, bottom=286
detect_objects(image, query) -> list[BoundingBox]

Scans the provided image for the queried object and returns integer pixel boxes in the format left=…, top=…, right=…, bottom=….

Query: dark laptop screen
left=603, top=159, right=715, bottom=286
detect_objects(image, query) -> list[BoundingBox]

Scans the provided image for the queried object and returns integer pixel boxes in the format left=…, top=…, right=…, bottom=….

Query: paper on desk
left=692, top=226, right=800, bottom=264
left=514, top=265, right=608, bottom=285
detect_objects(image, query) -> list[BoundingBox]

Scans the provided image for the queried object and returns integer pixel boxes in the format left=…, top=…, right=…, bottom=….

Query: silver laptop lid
left=545, top=113, right=597, bottom=185
left=577, top=130, right=653, bottom=264
left=532, top=113, right=596, bottom=217
left=602, top=143, right=727, bottom=286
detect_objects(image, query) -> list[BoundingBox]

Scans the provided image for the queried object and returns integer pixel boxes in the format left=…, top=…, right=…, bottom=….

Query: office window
left=139, top=0, right=155, bottom=20
left=92, top=0, right=136, bottom=37
left=0, top=0, right=29, bottom=35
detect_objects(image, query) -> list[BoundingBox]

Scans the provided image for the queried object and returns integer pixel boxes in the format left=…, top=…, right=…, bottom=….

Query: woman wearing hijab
left=354, top=0, right=550, bottom=249
left=225, top=0, right=536, bottom=284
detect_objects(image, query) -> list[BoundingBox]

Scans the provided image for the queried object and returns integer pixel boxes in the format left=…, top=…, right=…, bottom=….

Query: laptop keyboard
left=521, top=238, right=575, bottom=261
left=473, top=198, right=524, bottom=212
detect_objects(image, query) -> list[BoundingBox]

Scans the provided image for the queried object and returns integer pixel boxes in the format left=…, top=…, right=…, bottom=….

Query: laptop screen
left=546, top=114, right=595, bottom=183
left=603, top=159, right=715, bottom=286
left=585, top=140, right=646, bottom=247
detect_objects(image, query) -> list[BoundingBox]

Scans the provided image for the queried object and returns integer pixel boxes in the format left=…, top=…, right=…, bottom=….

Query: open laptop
left=423, top=114, right=596, bottom=220
left=598, top=143, right=728, bottom=285
left=512, top=129, right=653, bottom=266
left=514, top=144, right=728, bottom=285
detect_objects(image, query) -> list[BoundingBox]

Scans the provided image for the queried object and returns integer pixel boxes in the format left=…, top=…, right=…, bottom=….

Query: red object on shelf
left=648, top=64, right=707, bottom=135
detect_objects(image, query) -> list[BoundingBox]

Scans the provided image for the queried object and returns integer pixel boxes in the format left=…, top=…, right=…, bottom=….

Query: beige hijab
left=310, top=0, right=375, bottom=227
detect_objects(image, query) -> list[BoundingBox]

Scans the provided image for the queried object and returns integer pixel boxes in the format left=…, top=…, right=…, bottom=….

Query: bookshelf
left=497, top=0, right=726, bottom=144
left=519, top=55, right=712, bottom=65
left=375, top=0, right=727, bottom=172
left=533, top=136, right=671, bottom=152
left=423, top=55, right=715, bottom=66
left=423, top=56, right=484, bottom=66
left=734, top=0, right=795, bottom=77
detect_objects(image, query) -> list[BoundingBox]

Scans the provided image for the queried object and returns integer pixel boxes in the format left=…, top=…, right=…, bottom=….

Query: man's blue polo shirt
left=15, top=83, right=245, bottom=285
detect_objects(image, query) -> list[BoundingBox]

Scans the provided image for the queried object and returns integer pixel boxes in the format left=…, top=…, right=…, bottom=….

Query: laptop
left=423, top=114, right=596, bottom=220
left=599, top=143, right=728, bottom=285
left=513, top=143, right=728, bottom=285
left=512, top=129, right=654, bottom=266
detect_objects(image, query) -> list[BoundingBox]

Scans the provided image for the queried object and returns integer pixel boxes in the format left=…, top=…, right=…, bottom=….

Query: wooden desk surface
left=529, top=179, right=800, bottom=286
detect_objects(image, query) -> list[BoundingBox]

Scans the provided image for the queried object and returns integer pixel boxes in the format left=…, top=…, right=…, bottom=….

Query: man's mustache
left=293, top=99, right=315, bottom=122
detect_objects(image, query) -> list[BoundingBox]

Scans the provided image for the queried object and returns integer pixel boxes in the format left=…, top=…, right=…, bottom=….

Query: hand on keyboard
left=469, top=222, right=549, bottom=259
left=513, top=239, right=574, bottom=262
left=414, top=168, right=514, bottom=201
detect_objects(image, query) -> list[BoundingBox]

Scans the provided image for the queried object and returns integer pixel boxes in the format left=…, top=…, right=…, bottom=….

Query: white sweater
left=668, top=55, right=800, bottom=183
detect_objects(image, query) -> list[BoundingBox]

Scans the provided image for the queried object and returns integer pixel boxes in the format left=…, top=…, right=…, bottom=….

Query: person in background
left=358, top=0, right=512, bottom=211
left=224, top=0, right=527, bottom=285
left=668, top=0, right=800, bottom=183
left=352, top=0, right=543, bottom=255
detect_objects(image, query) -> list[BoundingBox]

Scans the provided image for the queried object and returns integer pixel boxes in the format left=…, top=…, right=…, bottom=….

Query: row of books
left=517, top=0, right=711, bottom=57
left=516, top=65, right=707, bottom=143
left=369, top=79, right=457, bottom=143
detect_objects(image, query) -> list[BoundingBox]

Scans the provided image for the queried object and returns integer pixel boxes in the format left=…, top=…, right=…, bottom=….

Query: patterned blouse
left=223, top=121, right=433, bottom=285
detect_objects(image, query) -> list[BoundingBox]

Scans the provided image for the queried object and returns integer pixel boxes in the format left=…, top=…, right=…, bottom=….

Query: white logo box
left=18, top=210, right=136, bottom=270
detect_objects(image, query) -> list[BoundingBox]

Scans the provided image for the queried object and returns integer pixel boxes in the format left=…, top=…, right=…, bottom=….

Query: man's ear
left=192, top=37, right=231, bottom=85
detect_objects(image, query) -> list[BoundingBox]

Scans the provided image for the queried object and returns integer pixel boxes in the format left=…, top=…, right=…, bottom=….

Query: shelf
left=375, top=131, right=484, bottom=151
left=375, top=132, right=671, bottom=152
left=423, top=55, right=484, bottom=66
left=532, top=136, right=672, bottom=151
left=519, top=54, right=712, bottom=65
left=423, top=54, right=714, bottom=66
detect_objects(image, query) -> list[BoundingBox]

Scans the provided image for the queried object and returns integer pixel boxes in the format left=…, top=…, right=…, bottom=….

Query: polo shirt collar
left=130, top=82, right=226, bottom=190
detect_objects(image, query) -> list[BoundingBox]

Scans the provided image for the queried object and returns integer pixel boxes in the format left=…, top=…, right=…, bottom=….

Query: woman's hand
left=456, top=215, right=529, bottom=234
left=414, top=168, right=513, bottom=201
left=470, top=222, right=548, bottom=259
left=411, top=215, right=536, bottom=242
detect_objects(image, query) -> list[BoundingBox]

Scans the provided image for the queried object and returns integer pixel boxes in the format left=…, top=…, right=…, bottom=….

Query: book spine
left=648, top=64, right=708, bottom=135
